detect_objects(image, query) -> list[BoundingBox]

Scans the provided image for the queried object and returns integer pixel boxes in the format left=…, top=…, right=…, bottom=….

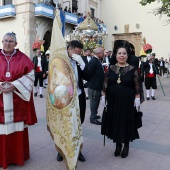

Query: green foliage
left=83, top=41, right=97, bottom=51
left=139, top=0, right=170, bottom=18
left=140, top=0, right=156, bottom=6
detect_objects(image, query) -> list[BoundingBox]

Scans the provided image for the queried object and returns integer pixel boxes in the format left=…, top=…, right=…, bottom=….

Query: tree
left=139, top=0, right=170, bottom=17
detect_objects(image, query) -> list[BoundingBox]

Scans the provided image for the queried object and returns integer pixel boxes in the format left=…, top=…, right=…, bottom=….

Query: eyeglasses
left=3, top=40, right=15, bottom=44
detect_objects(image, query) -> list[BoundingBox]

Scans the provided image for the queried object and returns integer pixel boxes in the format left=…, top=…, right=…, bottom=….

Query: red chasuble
left=0, top=49, right=37, bottom=169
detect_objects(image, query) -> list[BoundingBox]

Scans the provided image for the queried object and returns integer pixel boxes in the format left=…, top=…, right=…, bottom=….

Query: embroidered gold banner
left=46, top=9, right=83, bottom=170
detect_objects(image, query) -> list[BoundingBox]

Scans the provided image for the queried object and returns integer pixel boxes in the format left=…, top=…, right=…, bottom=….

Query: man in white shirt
left=32, top=49, right=47, bottom=98
left=143, top=55, right=159, bottom=100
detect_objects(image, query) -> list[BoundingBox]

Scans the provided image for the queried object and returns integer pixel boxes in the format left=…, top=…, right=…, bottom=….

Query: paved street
left=4, top=76, right=170, bottom=170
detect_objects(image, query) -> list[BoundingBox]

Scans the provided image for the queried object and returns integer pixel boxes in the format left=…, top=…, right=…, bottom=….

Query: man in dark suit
left=82, top=48, right=92, bottom=64
left=32, top=49, right=47, bottom=98
left=102, top=49, right=112, bottom=65
left=87, top=47, right=105, bottom=125
left=57, top=40, right=88, bottom=162
left=159, top=57, right=165, bottom=76
left=151, top=53, right=159, bottom=67
left=82, top=49, right=92, bottom=99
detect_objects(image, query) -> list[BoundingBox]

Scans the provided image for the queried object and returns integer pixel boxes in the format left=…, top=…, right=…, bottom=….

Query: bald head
left=93, top=47, right=104, bottom=59
left=94, top=47, right=104, bottom=54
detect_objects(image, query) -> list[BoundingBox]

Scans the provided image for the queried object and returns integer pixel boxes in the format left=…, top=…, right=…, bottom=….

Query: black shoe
left=151, top=96, right=155, bottom=100
left=93, top=115, right=101, bottom=119
left=114, top=143, right=122, bottom=157
left=34, top=92, right=37, bottom=97
left=96, top=115, right=101, bottom=119
left=78, top=152, right=85, bottom=162
left=86, top=97, right=89, bottom=100
left=90, top=119, right=102, bottom=125
left=57, top=153, right=63, bottom=161
left=146, top=97, right=150, bottom=100
left=40, top=94, right=43, bottom=98
left=121, top=144, right=129, bottom=158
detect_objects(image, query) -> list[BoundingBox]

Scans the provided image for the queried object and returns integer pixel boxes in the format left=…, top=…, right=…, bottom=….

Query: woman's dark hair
left=110, top=40, right=131, bottom=65
left=114, top=46, right=130, bottom=56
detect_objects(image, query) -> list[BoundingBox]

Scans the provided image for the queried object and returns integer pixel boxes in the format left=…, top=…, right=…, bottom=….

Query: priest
left=0, top=32, right=37, bottom=169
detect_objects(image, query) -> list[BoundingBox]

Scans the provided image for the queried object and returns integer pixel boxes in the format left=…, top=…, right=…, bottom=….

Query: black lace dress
left=101, top=64, right=140, bottom=143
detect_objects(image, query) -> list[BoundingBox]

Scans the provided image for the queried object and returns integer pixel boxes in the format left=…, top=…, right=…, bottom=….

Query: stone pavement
left=5, top=76, right=170, bottom=170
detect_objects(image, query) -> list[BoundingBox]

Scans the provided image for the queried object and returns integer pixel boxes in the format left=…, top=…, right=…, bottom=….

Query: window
left=90, top=7, right=95, bottom=17
left=72, top=0, right=78, bottom=13
left=3, top=0, right=12, bottom=5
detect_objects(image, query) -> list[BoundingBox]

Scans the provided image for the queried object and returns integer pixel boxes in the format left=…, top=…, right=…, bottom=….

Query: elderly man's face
left=36, top=50, right=41, bottom=56
left=2, top=35, right=17, bottom=54
left=97, top=50, right=105, bottom=60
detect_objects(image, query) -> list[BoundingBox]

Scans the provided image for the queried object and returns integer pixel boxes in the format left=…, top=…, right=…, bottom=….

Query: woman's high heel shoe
left=114, top=143, right=122, bottom=157
left=121, top=143, right=129, bottom=158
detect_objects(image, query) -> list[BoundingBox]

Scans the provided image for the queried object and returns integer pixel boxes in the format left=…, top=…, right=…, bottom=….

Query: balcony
left=0, top=4, right=16, bottom=19
left=65, top=12, right=78, bottom=25
left=34, top=3, right=54, bottom=19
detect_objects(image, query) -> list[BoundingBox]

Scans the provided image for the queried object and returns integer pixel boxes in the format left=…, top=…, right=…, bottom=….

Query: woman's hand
left=101, top=96, right=106, bottom=107
left=134, top=98, right=140, bottom=108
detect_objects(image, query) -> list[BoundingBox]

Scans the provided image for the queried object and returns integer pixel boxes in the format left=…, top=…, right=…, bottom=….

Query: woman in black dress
left=101, top=46, right=140, bottom=158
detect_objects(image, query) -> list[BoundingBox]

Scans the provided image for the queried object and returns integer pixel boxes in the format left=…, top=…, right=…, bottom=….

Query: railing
left=34, top=3, right=54, bottom=19
left=65, top=12, right=78, bottom=25
left=0, top=4, right=16, bottom=19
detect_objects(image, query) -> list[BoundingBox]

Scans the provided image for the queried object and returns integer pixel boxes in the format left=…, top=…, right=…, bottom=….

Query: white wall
left=101, top=0, right=170, bottom=59
left=0, top=15, right=25, bottom=52
left=78, top=0, right=86, bottom=14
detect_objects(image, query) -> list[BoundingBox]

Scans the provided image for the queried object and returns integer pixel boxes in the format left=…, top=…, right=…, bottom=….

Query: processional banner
left=46, top=9, right=83, bottom=170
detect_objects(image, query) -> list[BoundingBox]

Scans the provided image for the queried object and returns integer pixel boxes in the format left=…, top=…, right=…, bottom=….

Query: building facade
left=1, top=0, right=168, bottom=59
left=0, top=0, right=101, bottom=58
left=100, top=0, right=170, bottom=58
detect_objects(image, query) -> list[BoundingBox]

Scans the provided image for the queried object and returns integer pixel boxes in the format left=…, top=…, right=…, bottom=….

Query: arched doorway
left=112, top=32, right=142, bottom=56
left=112, top=40, right=136, bottom=55
left=43, top=31, right=52, bottom=53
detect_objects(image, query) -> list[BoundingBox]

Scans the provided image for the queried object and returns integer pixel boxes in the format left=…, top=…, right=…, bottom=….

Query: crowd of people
left=139, top=53, right=170, bottom=100
left=57, top=3, right=105, bottom=26
left=0, top=32, right=169, bottom=169
left=156, top=57, right=170, bottom=77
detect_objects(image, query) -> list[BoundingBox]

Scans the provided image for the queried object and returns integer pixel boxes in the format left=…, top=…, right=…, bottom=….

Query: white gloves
left=135, top=98, right=140, bottom=109
left=101, top=96, right=106, bottom=107
left=72, top=54, right=85, bottom=69
left=83, top=80, right=87, bottom=84
left=102, top=63, right=109, bottom=66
